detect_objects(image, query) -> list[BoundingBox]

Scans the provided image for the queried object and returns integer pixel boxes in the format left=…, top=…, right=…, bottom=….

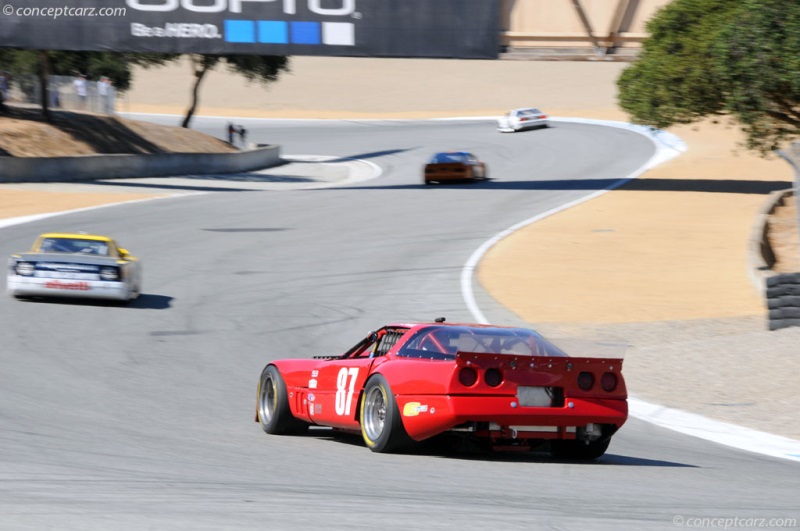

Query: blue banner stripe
left=224, top=20, right=255, bottom=43
left=257, top=21, right=288, bottom=44
left=290, top=21, right=321, bottom=45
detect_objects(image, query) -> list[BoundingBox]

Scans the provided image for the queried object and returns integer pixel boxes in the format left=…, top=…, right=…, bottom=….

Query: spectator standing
left=73, top=74, right=87, bottom=109
left=97, top=76, right=114, bottom=114
left=227, top=122, right=236, bottom=145
left=106, top=78, right=115, bottom=114
left=238, top=125, right=247, bottom=148
left=49, top=86, right=60, bottom=108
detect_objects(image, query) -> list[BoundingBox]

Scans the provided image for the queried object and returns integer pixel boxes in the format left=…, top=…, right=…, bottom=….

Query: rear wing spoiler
left=455, top=351, right=624, bottom=372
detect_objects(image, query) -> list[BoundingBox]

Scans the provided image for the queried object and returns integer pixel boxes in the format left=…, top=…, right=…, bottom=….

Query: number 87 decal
left=335, top=367, right=359, bottom=416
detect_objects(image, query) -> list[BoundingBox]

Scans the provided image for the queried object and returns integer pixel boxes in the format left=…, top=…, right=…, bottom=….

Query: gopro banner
left=0, top=0, right=500, bottom=59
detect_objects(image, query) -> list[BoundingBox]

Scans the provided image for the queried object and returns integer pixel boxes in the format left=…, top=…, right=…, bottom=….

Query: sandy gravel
left=3, top=57, right=800, bottom=440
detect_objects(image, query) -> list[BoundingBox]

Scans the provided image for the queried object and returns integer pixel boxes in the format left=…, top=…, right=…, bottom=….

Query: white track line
left=461, top=117, right=800, bottom=461
left=0, top=157, right=381, bottom=228
left=0, top=195, right=189, bottom=230
left=630, top=398, right=800, bottom=462
left=9, top=115, right=797, bottom=459
left=461, top=117, right=685, bottom=324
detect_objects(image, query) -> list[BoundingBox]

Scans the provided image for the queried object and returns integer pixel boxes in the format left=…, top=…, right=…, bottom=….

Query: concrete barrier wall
left=750, top=188, right=800, bottom=330
left=0, top=144, right=281, bottom=183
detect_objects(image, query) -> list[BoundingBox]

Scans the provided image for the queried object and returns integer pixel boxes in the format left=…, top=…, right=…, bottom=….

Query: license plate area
left=36, top=272, right=97, bottom=280
left=517, top=386, right=563, bottom=407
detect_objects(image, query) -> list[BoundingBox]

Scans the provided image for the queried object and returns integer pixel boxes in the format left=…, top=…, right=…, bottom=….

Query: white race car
left=497, top=108, right=550, bottom=133
left=7, top=232, right=142, bottom=302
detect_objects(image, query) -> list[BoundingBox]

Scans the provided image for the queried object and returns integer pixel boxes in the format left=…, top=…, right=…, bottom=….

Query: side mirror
left=118, top=248, right=129, bottom=258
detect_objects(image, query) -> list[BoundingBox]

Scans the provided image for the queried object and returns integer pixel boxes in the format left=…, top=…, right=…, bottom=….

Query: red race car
left=256, top=320, right=627, bottom=459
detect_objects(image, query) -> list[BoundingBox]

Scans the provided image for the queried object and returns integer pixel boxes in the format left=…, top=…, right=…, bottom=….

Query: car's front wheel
left=360, top=375, right=411, bottom=453
left=257, top=365, right=308, bottom=435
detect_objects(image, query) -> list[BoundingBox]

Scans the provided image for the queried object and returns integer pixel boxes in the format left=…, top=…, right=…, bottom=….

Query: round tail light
left=601, top=372, right=618, bottom=392
left=577, top=371, right=594, bottom=391
left=484, top=368, right=503, bottom=387
left=458, top=367, right=478, bottom=387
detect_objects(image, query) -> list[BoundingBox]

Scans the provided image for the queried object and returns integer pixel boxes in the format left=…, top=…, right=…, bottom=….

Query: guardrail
left=0, top=144, right=281, bottom=183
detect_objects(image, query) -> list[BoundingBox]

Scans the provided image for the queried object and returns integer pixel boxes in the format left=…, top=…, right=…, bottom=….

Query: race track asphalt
left=1, top=117, right=798, bottom=530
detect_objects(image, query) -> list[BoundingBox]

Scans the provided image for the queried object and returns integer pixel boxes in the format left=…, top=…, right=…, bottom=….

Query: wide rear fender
left=370, top=359, right=457, bottom=395
left=266, top=359, right=323, bottom=388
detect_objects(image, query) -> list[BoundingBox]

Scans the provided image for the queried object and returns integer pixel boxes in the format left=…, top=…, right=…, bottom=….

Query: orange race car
left=424, top=151, right=488, bottom=185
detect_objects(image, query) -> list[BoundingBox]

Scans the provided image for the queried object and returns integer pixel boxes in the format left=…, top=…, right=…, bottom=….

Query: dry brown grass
left=0, top=106, right=235, bottom=157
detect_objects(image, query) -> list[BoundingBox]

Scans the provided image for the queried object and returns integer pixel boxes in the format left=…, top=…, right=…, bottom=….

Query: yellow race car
left=7, top=232, right=142, bottom=302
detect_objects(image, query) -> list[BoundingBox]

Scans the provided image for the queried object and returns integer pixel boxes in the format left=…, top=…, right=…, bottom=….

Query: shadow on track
left=15, top=293, right=173, bottom=309
left=326, top=177, right=794, bottom=194
left=325, top=148, right=415, bottom=162
left=91, top=180, right=257, bottom=193
left=283, top=429, right=697, bottom=467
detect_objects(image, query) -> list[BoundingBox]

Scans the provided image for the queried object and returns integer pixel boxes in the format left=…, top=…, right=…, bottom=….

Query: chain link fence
left=5, top=74, right=116, bottom=115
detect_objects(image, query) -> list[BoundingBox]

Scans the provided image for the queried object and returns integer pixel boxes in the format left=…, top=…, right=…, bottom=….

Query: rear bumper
left=516, top=119, right=549, bottom=130
left=7, top=275, right=131, bottom=301
left=425, top=172, right=474, bottom=182
left=397, top=394, right=628, bottom=441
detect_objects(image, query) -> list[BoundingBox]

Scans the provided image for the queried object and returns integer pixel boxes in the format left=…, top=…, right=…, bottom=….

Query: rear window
left=397, top=325, right=568, bottom=360
left=38, top=238, right=109, bottom=256
left=516, top=108, right=542, bottom=117
left=430, top=152, right=469, bottom=164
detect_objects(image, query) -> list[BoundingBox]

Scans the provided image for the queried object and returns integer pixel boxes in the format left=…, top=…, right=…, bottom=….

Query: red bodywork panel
left=266, top=323, right=627, bottom=444
left=393, top=352, right=626, bottom=440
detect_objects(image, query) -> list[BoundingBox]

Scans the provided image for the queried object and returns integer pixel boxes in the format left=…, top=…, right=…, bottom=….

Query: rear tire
left=550, top=438, right=610, bottom=461
left=257, top=365, right=308, bottom=435
left=359, top=374, right=411, bottom=453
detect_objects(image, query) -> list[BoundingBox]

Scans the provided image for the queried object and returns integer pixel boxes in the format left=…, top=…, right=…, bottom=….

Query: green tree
left=0, top=49, right=289, bottom=128
left=712, top=0, right=800, bottom=152
left=618, top=0, right=800, bottom=154
left=181, top=54, right=289, bottom=128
